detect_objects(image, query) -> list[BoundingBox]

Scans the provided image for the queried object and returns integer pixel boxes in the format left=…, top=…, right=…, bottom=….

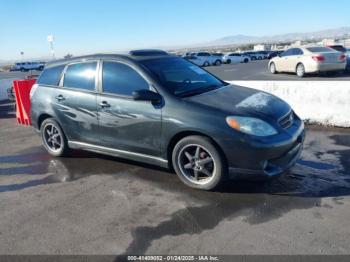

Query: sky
left=0, top=0, right=349, bottom=60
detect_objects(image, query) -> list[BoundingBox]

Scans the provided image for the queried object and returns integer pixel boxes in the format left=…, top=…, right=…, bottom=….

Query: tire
left=226, top=59, right=231, bottom=64
left=296, top=63, right=306, bottom=78
left=269, top=62, right=277, bottom=74
left=20, top=68, right=25, bottom=72
left=244, top=58, right=249, bottom=63
left=203, top=61, right=210, bottom=67
left=258, top=56, right=262, bottom=60
left=172, top=136, right=227, bottom=191
left=40, top=118, right=69, bottom=157
left=39, top=66, right=44, bottom=71
left=214, top=60, right=222, bottom=66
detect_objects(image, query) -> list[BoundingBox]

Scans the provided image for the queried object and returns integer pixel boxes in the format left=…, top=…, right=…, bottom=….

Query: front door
left=97, top=60, right=162, bottom=157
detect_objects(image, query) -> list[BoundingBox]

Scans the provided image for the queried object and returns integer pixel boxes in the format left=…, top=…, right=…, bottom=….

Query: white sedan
left=223, top=53, right=250, bottom=64
left=268, top=46, right=347, bottom=77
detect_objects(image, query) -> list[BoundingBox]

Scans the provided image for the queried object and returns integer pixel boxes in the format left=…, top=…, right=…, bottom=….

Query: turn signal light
left=226, top=118, right=240, bottom=130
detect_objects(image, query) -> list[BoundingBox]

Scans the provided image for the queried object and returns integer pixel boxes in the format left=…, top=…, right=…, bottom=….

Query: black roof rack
left=129, top=49, right=168, bottom=56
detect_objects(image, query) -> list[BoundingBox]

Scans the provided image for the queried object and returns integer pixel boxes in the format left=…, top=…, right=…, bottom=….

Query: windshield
left=306, top=47, right=335, bottom=53
left=141, top=57, right=226, bottom=97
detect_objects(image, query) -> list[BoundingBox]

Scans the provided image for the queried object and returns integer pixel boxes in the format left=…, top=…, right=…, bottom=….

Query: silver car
left=269, top=46, right=346, bottom=77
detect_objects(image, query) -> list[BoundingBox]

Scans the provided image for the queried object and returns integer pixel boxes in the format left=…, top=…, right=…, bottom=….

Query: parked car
left=189, top=52, right=218, bottom=66
left=223, top=53, right=250, bottom=64
left=328, top=45, right=350, bottom=72
left=243, top=52, right=265, bottom=60
left=31, top=49, right=305, bottom=190
left=267, top=51, right=283, bottom=59
left=11, top=61, right=46, bottom=72
left=184, top=55, right=203, bottom=67
left=269, top=46, right=347, bottom=77
left=211, top=53, right=225, bottom=65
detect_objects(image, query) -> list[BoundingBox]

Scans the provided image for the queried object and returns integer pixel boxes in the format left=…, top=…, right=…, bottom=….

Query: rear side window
left=102, top=61, right=149, bottom=96
left=63, top=62, right=97, bottom=91
left=281, top=49, right=294, bottom=57
left=37, top=65, right=65, bottom=86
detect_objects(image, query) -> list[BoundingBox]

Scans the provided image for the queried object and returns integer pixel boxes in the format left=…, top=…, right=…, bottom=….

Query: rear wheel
left=172, top=136, right=227, bottom=190
left=244, top=58, right=249, bottom=63
left=40, top=118, right=69, bottom=157
left=214, top=60, right=222, bottom=66
left=203, top=61, right=210, bottom=67
left=296, top=63, right=306, bottom=78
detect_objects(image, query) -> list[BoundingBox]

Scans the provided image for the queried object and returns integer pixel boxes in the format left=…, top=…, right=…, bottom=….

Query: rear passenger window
left=37, top=65, right=65, bottom=86
left=63, top=62, right=97, bottom=91
left=102, top=61, right=149, bottom=96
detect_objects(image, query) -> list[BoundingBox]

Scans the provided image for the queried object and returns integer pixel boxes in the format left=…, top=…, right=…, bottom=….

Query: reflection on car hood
left=185, top=85, right=291, bottom=121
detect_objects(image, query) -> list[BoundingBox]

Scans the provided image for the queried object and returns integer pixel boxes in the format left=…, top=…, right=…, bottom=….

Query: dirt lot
left=1, top=100, right=350, bottom=255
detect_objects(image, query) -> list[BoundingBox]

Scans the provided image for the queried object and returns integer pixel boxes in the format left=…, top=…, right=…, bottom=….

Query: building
left=321, top=38, right=336, bottom=46
left=253, top=44, right=271, bottom=51
left=291, top=40, right=302, bottom=47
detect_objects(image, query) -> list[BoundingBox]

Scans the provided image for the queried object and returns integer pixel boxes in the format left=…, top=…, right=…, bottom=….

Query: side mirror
left=132, top=89, right=162, bottom=103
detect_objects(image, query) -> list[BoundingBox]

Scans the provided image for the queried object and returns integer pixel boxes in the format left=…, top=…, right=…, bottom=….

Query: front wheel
left=40, top=118, right=69, bottom=157
left=226, top=59, right=231, bottom=64
left=269, top=62, right=277, bottom=74
left=203, top=61, right=210, bottom=67
left=172, top=136, right=227, bottom=190
left=296, top=63, right=306, bottom=78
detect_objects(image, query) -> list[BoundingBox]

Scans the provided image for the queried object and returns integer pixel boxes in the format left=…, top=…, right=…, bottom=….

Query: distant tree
left=64, top=53, right=73, bottom=59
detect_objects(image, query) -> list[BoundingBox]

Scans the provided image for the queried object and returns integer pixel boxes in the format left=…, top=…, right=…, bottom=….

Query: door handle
left=99, top=101, right=110, bottom=108
left=55, top=95, right=65, bottom=101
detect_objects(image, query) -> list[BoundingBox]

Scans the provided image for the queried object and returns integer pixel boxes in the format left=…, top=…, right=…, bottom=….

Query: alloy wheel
left=43, top=123, right=62, bottom=152
left=178, top=144, right=216, bottom=185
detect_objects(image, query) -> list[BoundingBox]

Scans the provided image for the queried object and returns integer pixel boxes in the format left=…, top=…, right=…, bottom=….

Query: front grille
left=279, top=111, right=294, bottom=129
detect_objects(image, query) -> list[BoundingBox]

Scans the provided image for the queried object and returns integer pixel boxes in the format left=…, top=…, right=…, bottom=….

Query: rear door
left=54, top=61, right=99, bottom=145
left=97, top=60, right=162, bottom=157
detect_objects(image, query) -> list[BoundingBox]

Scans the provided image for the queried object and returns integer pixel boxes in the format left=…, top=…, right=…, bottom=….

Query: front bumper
left=217, top=119, right=305, bottom=180
left=228, top=136, right=303, bottom=180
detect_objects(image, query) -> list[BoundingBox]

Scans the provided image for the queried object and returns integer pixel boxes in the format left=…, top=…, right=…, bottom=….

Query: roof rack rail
left=129, top=49, right=168, bottom=56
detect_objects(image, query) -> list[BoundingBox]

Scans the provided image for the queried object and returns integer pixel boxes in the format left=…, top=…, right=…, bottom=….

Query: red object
left=312, top=55, right=325, bottom=62
left=13, top=79, right=36, bottom=125
left=339, top=54, right=346, bottom=61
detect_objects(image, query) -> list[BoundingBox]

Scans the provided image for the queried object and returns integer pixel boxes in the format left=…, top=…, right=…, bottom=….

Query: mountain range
left=205, top=27, right=350, bottom=47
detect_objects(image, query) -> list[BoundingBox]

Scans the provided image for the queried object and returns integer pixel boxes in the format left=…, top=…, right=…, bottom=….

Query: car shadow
left=1, top=144, right=350, bottom=199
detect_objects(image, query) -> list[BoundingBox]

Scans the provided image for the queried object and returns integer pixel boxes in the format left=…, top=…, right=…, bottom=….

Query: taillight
left=312, top=55, right=325, bottom=62
left=339, top=54, right=346, bottom=61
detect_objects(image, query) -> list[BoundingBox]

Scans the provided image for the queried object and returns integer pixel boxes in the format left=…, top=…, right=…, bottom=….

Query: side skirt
left=68, top=141, right=169, bottom=168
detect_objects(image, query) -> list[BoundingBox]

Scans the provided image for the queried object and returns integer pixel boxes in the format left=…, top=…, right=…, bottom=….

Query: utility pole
left=47, top=35, right=55, bottom=59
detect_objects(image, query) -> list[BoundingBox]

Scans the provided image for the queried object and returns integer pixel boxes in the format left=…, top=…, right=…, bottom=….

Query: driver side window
left=102, top=61, right=149, bottom=96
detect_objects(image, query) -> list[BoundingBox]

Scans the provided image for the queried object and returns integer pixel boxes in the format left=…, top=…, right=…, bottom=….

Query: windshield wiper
left=176, top=85, right=221, bottom=98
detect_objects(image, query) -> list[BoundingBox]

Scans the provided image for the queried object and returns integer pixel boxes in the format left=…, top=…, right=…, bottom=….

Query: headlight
left=226, top=116, right=278, bottom=136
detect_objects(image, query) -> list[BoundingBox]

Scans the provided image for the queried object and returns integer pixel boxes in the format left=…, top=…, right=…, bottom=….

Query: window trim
left=59, top=60, right=100, bottom=93
left=37, top=64, right=66, bottom=88
left=99, top=60, right=152, bottom=99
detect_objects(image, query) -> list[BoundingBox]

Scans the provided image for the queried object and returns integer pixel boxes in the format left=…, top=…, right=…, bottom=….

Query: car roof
left=46, top=50, right=174, bottom=68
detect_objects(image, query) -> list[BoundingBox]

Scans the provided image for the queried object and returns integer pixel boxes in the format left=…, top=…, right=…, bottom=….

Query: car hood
left=185, top=85, right=291, bottom=122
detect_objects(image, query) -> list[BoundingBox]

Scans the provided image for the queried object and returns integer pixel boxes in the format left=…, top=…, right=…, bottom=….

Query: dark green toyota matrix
left=30, top=50, right=305, bottom=190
